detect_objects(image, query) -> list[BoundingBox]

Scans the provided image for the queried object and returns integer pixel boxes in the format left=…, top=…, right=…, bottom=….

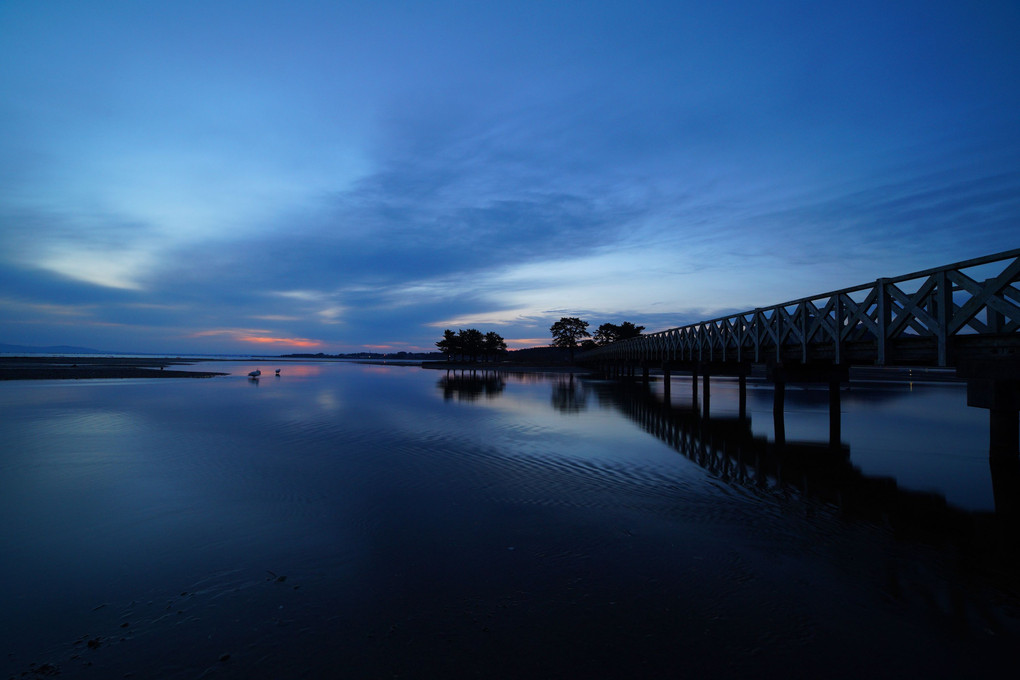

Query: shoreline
left=0, top=356, right=228, bottom=380
left=0, top=355, right=961, bottom=383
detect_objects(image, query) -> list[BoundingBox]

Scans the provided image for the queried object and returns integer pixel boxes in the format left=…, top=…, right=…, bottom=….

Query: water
left=1, top=363, right=1017, bottom=679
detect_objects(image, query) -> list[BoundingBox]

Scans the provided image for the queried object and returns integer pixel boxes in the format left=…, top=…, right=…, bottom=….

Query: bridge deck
left=580, top=248, right=1020, bottom=374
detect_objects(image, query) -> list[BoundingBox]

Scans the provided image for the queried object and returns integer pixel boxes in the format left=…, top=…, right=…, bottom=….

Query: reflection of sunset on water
left=236, top=363, right=325, bottom=378
left=275, top=364, right=325, bottom=378
left=363, top=365, right=397, bottom=375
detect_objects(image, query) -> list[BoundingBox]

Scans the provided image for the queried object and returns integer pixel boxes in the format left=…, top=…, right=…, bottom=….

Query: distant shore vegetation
left=549, top=317, right=645, bottom=361
left=435, top=328, right=508, bottom=362
left=430, top=317, right=647, bottom=365
left=284, top=318, right=646, bottom=365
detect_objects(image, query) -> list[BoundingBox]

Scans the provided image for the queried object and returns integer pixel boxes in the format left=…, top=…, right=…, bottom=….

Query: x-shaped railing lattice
left=581, top=248, right=1020, bottom=367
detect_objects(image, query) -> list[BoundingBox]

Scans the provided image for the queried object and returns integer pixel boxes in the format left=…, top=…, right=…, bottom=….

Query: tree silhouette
left=435, top=328, right=508, bottom=363
left=549, top=317, right=590, bottom=361
left=436, top=329, right=459, bottom=360
left=594, top=321, right=645, bottom=346
left=483, top=331, right=507, bottom=361
left=458, top=328, right=485, bottom=361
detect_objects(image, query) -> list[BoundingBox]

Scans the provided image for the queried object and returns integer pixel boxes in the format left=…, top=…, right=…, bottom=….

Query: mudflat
left=0, top=356, right=228, bottom=380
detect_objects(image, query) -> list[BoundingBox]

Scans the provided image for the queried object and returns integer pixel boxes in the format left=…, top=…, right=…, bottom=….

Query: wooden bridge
left=578, top=248, right=1020, bottom=458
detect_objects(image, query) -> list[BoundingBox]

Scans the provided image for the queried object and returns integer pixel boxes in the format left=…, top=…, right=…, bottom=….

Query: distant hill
left=0, top=343, right=106, bottom=354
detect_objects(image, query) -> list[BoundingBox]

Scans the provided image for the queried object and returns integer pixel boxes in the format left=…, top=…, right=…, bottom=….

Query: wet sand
left=0, top=356, right=228, bottom=380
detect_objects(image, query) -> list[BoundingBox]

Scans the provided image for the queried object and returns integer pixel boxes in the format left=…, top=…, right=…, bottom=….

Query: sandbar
left=0, top=356, right=228, bottom=380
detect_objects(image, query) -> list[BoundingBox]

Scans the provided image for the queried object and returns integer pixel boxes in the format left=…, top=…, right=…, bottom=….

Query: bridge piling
left=829, top=377, right=842, bottom=449
left=768, top=362, right=848, bottom=450
left=702, top=370, right=711, bottom=418
left=959, top=358, right=1020, bottom=461
left=773, top=378, right=786, bottom=446
left=990, top=456, right=1020, bottom=522
left=739, top=374, right=747, bottom=421
left=989, top=409, right=1019, bottom=459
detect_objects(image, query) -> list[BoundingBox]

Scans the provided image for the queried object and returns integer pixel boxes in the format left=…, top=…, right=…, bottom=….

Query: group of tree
left=436, top=328, right=508, bottom=362
left=592, top=321, right=645, bottom=345
left=549, top=317, right=645, bottom=360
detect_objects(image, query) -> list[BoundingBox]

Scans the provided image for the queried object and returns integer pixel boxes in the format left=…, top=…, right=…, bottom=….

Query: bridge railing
left=580, top=247, right=1020, bottom=367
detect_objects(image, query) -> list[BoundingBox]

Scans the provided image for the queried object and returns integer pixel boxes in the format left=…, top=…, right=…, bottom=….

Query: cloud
left=1, top=1, right=1018, bottom=353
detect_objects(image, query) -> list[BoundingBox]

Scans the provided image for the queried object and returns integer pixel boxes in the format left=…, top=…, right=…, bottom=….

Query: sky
left=1, top=0, right=1018, bottom=355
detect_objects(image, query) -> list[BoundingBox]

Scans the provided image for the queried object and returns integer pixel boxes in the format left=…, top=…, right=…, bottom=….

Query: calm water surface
left=1, top=362, right=1017, bottom=679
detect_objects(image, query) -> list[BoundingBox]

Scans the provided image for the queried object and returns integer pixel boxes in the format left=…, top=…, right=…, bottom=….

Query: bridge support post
left=988, top=407, right=1019, bottom=459
left=829, top=377, right=842, bottom=449
left=702, top=370, right=711, bottom=418
left=989, top=455, right=1020, bottom=523
left=692, top=367, right=699, bottom=407
left=766, top=362, right=848, bottom=449
left=662, top=363, right=671, bottom=400
left=773, top=377, right=786, bottom=446
left=642, top=363, right=649, bottom=383
left=960, top=360, right=1020, bottom=520
left=739, top=374, right=747, bottom=421
left=959, top=359, right=1020, bottom=460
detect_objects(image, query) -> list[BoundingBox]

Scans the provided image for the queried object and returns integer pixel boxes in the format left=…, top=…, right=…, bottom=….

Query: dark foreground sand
left=0, top=356, right=228, bottom=380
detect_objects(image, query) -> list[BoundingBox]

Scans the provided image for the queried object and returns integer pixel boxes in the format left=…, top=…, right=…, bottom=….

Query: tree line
left=435, top=328, right=508, bottom=362
left=549, top=317, right=644, bottom=360
left=435, top=317, right=644, bottom=364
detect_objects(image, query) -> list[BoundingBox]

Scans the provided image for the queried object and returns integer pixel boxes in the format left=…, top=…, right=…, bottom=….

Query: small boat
left=275, top=369, right=281, bottom=376
left=248, top=369, right=262, bottom=378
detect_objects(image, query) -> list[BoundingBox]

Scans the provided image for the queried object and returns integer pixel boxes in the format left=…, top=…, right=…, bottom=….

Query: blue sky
left=2, top=0, right=1018, bottom=354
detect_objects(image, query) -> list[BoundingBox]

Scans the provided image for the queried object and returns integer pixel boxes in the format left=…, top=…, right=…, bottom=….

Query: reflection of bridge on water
left=432, top=366, right=1019, bottom=590
left=581, top=249, right=1020, bottom=460
left=597, top=380, right=1020, bottom=583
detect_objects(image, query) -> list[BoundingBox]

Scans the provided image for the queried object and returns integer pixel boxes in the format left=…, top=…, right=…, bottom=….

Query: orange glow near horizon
left=239, top=335, right=323, bottom=348
left=507, top=337, right=550, bottom=349
left=188, top=328, right=323, bottom=348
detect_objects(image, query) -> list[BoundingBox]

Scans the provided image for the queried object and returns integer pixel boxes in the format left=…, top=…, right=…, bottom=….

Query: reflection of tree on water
left=594, top=379, right=1020, bottom=597
left=438, top=369, right=506, bottom=401
left=550, top=373, right=588, bottom=413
